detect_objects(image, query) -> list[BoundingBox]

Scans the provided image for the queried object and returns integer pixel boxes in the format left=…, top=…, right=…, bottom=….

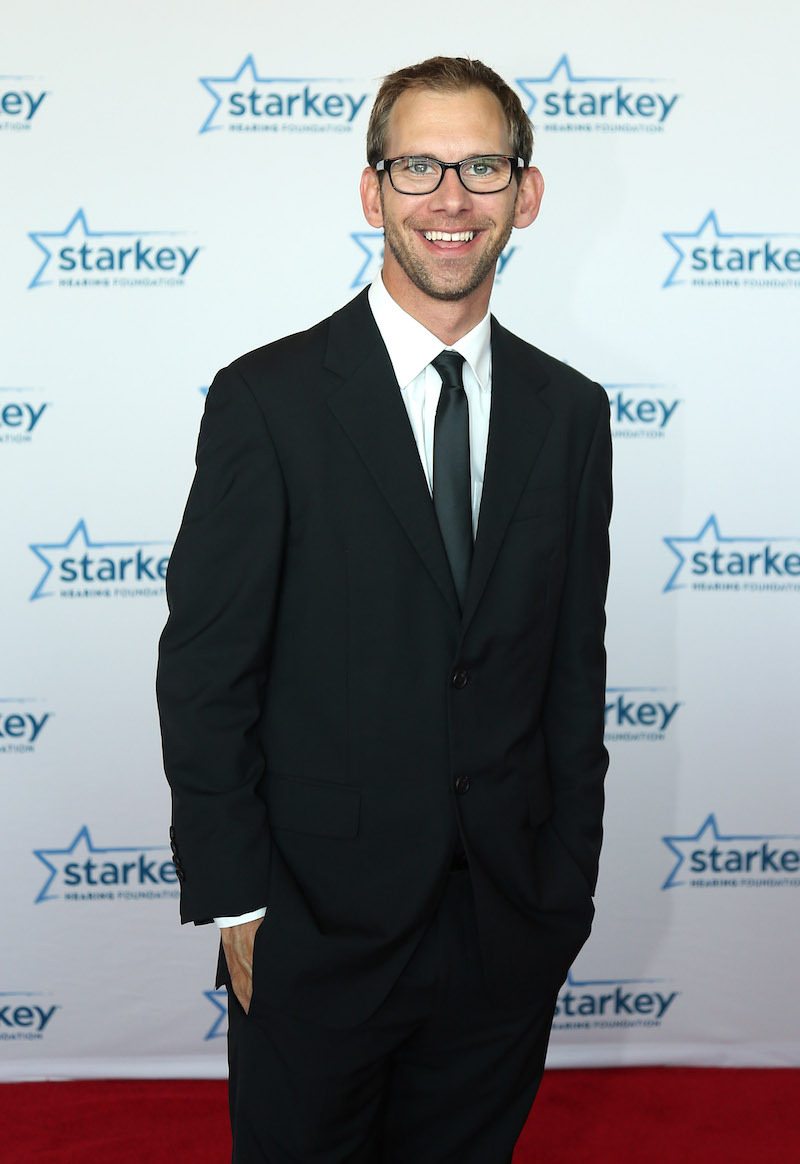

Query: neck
left=380, top=267, right=492, bottom=345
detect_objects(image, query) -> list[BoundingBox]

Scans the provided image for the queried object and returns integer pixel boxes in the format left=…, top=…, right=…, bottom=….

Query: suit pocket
left=266, top=774, right=360, bottom=839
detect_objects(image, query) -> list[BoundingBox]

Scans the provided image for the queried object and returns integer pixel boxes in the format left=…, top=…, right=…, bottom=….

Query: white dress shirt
left=368, top=273, right=492, bottom=536
left=215, top=276, right=493, bottom=928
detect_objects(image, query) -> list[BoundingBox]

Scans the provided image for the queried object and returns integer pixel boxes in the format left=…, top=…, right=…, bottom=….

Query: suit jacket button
left=454, top=775, right=471, bottom=795
left=451, top=668, right=469, bottom=689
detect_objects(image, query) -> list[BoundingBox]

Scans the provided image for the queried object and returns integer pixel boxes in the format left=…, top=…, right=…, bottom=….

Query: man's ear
left=513, top=166, right=545, bottom=230
left=360, top=167, right=384, bottom=228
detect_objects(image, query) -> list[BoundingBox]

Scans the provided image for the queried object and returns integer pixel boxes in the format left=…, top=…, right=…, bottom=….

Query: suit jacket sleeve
left=156, top=364, right=286, bottom=924
left=541, top=387, right=612, bottom=895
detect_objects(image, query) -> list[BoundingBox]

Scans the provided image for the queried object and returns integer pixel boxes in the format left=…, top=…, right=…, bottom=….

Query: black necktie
left=432, top=351, right=473, bottom=608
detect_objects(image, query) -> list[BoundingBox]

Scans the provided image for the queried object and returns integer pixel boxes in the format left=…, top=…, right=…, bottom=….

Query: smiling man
left=158, top=56, right=611, bottom=1163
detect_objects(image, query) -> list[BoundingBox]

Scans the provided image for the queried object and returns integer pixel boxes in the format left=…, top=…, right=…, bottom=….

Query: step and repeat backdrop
left=3, top=0, right=798, bottom=1078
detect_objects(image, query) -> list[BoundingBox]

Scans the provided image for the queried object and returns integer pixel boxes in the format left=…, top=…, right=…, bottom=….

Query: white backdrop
left=3, top=0, right=799, bottom=1079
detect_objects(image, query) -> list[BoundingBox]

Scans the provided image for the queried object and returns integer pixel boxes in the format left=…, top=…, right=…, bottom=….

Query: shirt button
left=451, top=668, right=469, bottom=689
left=454, top=775, right=471, bottom=795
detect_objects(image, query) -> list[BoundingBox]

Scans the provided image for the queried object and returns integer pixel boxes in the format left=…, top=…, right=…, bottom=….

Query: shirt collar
left=368, top=274, right=491, bottom=392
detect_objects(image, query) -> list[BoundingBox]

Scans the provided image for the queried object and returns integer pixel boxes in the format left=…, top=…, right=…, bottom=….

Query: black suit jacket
left=157, top=288, right=612, bottom=1025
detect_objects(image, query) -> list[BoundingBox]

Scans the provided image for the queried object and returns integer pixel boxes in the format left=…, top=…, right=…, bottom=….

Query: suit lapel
left=460, top=318, right=553, bottom=631
left=324, top=292, right=461, bottom=616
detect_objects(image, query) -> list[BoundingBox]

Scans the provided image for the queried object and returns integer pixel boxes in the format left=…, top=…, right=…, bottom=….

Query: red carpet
left=3, top=1068, right=797, bottom=1162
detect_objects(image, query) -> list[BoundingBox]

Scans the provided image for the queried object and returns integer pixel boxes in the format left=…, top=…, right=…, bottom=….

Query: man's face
left=361, top=86, right=542, bottom=305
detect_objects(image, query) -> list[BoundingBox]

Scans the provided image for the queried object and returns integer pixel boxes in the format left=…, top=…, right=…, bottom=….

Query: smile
left=422, top=231, right=476, bottom=242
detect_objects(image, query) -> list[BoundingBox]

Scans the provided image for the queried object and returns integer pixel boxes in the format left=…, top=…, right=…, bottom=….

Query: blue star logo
left=662, top=815, right=800, bottom=889
left=204, top=989, right=228, bottom=1040
left=662, top=514, right=796, bottom=593
left=516, top=54, right=657, bottom=115
left=661, top=210, right=800, bottom=288
left=28, top=518, right=171, bottom=601
left=198, top=55, right=349, bottom=134
left=27, top=209, right=171, bottom=290
left=351, top=231, right=384, bottom=288
left=33, top=826, right=167, bottom=903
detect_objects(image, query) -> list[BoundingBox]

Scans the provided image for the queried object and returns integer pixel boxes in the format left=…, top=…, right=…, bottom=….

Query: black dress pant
left=227, top=870, right=557, bottom=1163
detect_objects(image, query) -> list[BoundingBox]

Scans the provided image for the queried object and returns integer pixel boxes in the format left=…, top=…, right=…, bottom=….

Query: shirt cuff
left=214, top=907, right=267, bottom=928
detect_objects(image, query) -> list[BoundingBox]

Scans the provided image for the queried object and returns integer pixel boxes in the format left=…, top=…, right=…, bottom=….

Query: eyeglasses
left=376, top=155, right=524, bottom=195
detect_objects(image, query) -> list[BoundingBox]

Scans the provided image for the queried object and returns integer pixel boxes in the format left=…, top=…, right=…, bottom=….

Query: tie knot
left=432, top=350, right=466, bottom=390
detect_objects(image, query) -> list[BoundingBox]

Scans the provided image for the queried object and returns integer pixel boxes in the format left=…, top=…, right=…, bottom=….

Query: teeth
left=423, top=231, right=475, bottom=242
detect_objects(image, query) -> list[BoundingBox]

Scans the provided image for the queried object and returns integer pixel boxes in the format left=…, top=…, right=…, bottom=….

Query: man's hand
left=220, top=917, right=263, bottom=1014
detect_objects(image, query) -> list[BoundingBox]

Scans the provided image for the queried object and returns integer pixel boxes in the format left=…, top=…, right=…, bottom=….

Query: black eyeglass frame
left=375, top=155, right=525, bottom=195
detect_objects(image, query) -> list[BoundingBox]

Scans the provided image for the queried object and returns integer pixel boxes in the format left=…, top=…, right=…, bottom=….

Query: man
left=158, top=56, right=611, bottom=1163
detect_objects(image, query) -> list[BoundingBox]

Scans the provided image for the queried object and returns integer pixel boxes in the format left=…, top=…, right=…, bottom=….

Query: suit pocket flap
left=267, top=774, right=360, bottom=839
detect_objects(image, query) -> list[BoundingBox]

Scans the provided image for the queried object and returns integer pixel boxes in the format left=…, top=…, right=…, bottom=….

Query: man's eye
left=405, top=157, right=436, bottom=175
left=465, top=158, right=498, bottom=176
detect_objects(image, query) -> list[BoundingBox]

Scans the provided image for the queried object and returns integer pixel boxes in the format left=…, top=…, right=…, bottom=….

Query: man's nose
left=428, top=167, right=472, bottom=214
